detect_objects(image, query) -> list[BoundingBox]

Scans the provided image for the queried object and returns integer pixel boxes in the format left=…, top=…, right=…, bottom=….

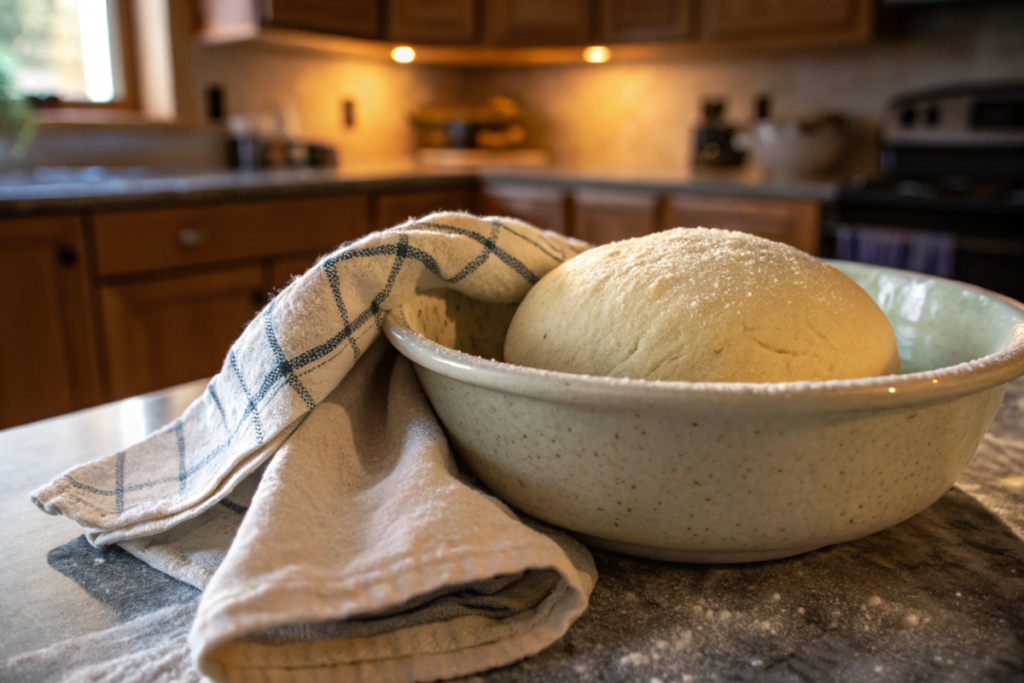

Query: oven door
left=823, top=195, right=1024, bottom=302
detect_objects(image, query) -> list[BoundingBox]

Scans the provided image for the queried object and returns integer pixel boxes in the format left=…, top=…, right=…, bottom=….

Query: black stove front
left=825, top=182, right=1024, bottom=302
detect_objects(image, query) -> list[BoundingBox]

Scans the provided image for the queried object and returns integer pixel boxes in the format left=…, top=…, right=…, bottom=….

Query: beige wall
left=189, top=42, right=466, bottom=170
left=460, top=2, right=1024, bottom=176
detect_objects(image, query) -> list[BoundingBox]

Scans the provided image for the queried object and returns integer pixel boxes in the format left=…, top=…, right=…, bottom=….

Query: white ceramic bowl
left=384, top=262, right=1024, bottom=563
left=733, top=118, right=850, bottom=179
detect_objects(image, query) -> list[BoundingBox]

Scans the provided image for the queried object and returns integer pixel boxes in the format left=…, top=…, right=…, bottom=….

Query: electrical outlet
left=342, top=99, right=356, bottom=129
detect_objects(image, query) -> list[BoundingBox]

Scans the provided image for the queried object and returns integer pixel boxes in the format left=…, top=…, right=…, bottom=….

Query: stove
left=825, top=82, right=1024, bottom=302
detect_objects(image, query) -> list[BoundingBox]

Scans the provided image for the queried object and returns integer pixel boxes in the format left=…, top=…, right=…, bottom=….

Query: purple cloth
left=835, top=225, right=956, bottom=278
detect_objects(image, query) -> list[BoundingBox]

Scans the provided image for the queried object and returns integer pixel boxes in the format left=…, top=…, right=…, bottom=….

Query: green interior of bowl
left=832, top=261, right=1024, bottom=373
left=400, top=290, right=517, bottom=361
left=400, top=262, right=1024, bottom=375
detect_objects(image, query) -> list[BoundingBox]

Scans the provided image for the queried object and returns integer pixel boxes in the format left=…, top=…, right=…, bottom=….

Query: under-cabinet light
left=391, top=46, right=416, bottom=63
left=582, top=46, right=611, bottom=64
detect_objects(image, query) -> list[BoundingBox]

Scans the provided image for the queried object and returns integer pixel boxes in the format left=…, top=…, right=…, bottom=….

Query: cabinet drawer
left=93, top=195, right=370, bottom=277
left=665, top=194, right=821, bottom=254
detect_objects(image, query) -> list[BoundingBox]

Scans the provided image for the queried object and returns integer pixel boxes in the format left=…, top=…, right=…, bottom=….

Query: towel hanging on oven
left=835, top=224, right=957, bottom=278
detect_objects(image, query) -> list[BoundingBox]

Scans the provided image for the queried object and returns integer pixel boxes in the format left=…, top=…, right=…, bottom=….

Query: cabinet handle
left=56, top=246, right=78, bottom=267
left=178, top=228, right=207, bottom=248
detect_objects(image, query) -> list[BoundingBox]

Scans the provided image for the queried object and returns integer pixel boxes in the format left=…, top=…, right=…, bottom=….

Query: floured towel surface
left=30, top=213, right=596, bottom=683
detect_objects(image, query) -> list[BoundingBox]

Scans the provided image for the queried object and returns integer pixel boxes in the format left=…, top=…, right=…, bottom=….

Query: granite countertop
left=1, top=377, right=1022, bottom=681
left=0, top=164, right=841, bottom=217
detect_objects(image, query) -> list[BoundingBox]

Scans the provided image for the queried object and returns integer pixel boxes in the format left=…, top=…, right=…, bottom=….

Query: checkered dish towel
left=31, top=213, right=597, bottom=683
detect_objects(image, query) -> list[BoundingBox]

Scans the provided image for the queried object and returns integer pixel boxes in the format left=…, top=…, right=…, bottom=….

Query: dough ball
left=503, top=228, right=900, bottom=383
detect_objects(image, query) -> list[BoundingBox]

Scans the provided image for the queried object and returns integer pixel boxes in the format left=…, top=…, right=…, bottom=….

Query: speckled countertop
left=0, top=164, right=841, bottom=217
left=2, top=378, right=1022, bottom=682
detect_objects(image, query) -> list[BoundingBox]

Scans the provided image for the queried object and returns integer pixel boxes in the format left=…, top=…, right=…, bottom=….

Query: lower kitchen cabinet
left=479, top=182, right=569, bottom=234
left=0, top=215, right=103, bottom=429
left=665, top=194, right=821, bottom=254
left=572, top=189, right=665, bottom=245
left=374, top=188, right=476, bottom=231
left=270, top=251, right=325, bottom=293
left=100, top=267, right=266, bottom=400
left=92, top=195, right=369, bottom=277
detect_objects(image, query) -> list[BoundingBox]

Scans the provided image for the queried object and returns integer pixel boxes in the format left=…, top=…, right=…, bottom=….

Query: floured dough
left=504, top=228, right=900, bottom=383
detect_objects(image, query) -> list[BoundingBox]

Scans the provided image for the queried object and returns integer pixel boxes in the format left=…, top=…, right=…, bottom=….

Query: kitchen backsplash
left=188, top=42, right=467, bottom=170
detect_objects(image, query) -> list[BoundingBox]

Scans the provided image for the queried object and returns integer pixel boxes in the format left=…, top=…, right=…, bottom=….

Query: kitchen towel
left=835, top=224, right=957, bottom=278
left=30, top=213, right=597, bottom=683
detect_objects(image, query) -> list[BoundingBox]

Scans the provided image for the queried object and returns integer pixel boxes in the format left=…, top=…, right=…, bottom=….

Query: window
left=0, top=0, right=136, bottom=107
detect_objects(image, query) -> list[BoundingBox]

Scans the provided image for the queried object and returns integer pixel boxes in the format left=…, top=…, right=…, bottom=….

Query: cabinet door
left=374, top=188, right=476, bottom=231
left=600, top=0, right=693, bottom=42
left=665, top=194, right=821, bottom=254
left=388, top=0, right=476, bottom=43
left=572, top=189, right=663, bottom=245
left=483, top=0, right=592, bottom=46
left=701, top=0, right=869, bottom=42
left=479, top=183, right=569, bottom=234
left=100, top=267, right=266, bottom=400
left=262, top=0, right=380, bottom=38
left=270, top=251, right=324, bottom=293
left=0, top=216, right=102, bottom=428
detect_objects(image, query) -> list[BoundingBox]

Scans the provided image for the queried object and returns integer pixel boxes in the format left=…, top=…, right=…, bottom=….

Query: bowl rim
left=383, top=261, right=1024, bottom=414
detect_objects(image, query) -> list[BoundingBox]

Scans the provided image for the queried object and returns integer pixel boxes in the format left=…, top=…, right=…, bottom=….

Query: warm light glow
left=932, top=379, right=939, bottom=383
left=888, top=387, right=896, bottom=393
left=391, top=46, right=416, bottom=63
left=78, top=0, right=115, bottom=102
left=582, top=46, right=611, bottom=64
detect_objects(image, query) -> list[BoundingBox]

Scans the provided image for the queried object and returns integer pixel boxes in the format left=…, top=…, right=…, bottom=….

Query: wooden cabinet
left=665, top=194, right=821, bottom=254
left=374, top=188, right=476, bottom=231
left=572, top=189, right=664, bottom=245
left=270, top=252, right=325, bottom=293
left=483, top=0, right=593, bottom=46
left=479, top=182, right=569, bottom=234
left=91, top=194, right=373, bottom=401
left=201, top=0, right=873, bottom=60
left=599, top=0, right=693, bottom=42
left=92, top=195, right=369, bottom=277
left=387, top=0, right=477, bottom=43
left=701, top=0, right=872, bottom=43
left=0, top=216, right=102, bottom=429
left=262, top=0, right=380, bottom=38
left=100, top=267, right=266, bottom=400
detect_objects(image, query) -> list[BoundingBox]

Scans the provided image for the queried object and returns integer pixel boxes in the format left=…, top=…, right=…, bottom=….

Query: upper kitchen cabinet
left=600, top=0, right=694, bottom=43
left=203, top=0, right=873, bottom=60
left=483, top=0, right=593, bottom=46
left=201, top=0, right=380, bottom=41
left=264, top=0, right=380, bottom=37
left=701, top=0, right=873, bottom=45
left=387, top=0, right=477, bottom=44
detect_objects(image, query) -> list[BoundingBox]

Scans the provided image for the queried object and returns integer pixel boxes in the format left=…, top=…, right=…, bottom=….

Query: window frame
left=28, top=0, right=140, bottom=112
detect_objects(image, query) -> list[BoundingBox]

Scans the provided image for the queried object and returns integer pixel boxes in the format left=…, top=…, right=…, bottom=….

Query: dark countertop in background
left=2, top=377, right=1022, bottom=681
left=0, top=164, right=841, bottom=217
